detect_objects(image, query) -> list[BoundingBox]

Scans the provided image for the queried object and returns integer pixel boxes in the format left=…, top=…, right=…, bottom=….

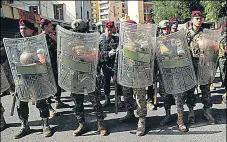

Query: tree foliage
left=152, top=0, right=226, bottom=23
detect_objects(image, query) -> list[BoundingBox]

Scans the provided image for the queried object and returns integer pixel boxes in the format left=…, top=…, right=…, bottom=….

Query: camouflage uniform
left=99, top=32, right=119, bottom=106
left=69, top=19, right=108, bottom=136
left=0, top=102, right=6, bottom=131
left=216, top=35, right=226, bottom=85
left=186, top=26, right=214, bottom=124
left=70, top=91, right=105, bottom=123
left=221, top=27, right=227, bottom=103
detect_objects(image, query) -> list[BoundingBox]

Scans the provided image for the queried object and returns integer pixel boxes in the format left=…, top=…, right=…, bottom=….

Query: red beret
left=191, top=11, right=203, bottom=17
left=169, top=18, right=177, bottom=23
left=146, top=19, right=151, bottom=23
left=222, top=23, right=227, bottom=29
left=126, top=20, right=137, bottom=24
left=40, top=19, right=51, bottom=25
left=105, top=21, right=114, bottom=27
left=19, top=19, right=35, bottom=30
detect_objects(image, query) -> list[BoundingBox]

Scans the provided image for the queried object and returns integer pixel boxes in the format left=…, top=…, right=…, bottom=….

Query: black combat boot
left=160, top=109, right=171, bottom=126
left=119, top=110, right=136, bottom=123
left=102, top=95, right=111, bottom=107
left=97, top=119, right=108, bottom=136
left=188, top=107, right=195, bottom=124
left=73, top=121, right=87, bottom=136
left=42, top=118, right=52, bottom=137
left=14, top=119, right=30, bottom=139
left=204, top=108, right=215, bottom=124
left=177, top=112, right=187, bottom=132
left=136, top=117, right=146, bottom=136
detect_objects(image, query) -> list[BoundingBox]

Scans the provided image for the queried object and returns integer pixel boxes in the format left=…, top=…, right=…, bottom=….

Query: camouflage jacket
left=186, top=26, right=204, bottom=58
left=219, top=36, right=227, bottom=58
left=99, top=33, right=119, bottom=69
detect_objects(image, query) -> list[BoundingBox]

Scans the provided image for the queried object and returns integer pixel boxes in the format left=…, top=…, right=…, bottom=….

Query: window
left=91, top=3, right=96, bottom=7
left=29, top=6, right=38, bottom=14
left=53, top=4, right=64, bottom=20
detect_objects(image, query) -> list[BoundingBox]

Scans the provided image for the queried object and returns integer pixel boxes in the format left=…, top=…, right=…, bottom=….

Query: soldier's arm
left=99, top=34, right=109, bottom=62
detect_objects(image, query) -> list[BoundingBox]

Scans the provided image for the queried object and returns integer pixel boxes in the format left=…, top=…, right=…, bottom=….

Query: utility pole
left=38, top=0, right=41, bottom=15
left=81, top=0, right=85, bottom=20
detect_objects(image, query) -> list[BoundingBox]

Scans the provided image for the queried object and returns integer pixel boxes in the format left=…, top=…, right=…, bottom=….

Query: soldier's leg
left=116, top=84, right=124, bottom=108
left=200, top=84, right=215, bottom=124
left=134, top=88, right=147, bottom=136
left=36, top=99, right=52, bottom=137
left=160, top=93, right=174, bottom=126
left=88, top=92, right=107, bottom=136
left=70, top=93, right=86, bottom=136
left=173, top=93, right=187, bottom=132
left=47, top=97, right=56, bottom=118
left=159, top=78, right=174, bottom=125
left=54, top=83, right=69, bottom=109
left=0, top=102, right=6, bottom=131
left=14, top=100, right=30, bottom=139
left=147, top=85, right=155, bottom=110
left=185, top=87, right=196, bottom=124
left=102, top=66, right=112, bottom=107
left=119, top=86, right=135, bottom=122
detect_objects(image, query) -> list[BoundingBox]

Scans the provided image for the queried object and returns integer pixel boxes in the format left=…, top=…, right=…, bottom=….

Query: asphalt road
left=0, top=81, right=226, bottom=142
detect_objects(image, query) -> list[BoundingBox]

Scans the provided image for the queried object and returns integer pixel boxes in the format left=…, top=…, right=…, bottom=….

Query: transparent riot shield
left=57, top=25, right=100, bottom=94
left=196, top=29, right=221, bottom=85
left=3, top=34, right=57, bottom=102
left=0, top=65, right=10, bottom=93
left=156, top=30, right=197, bottom=94
left=117, top=22, right=157, bottom=88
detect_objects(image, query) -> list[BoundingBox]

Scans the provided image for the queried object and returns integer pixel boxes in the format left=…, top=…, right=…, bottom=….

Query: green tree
left=152, top=1, right=191, bottom=24
left=200, top=1, right=225, bottom=22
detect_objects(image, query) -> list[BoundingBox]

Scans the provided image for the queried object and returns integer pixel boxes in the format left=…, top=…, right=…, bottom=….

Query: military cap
left=126, top=20, right=137, bottom=24
left=40, top=19, right=51, bottom=25
left=159, top=20, right=170, bottom=28
left=105, top=21, right=114, bottom=28
left=191, top=11, right=203, bottom=17
left=19, top=19, right=35, bottom=30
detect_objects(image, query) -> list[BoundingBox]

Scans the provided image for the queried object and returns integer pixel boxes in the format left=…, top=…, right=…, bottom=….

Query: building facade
left=91, top=0, right=99, bottom=23
left=2, top=0, right=91, bottom=24
left=127, top=0, right=152, bottom=23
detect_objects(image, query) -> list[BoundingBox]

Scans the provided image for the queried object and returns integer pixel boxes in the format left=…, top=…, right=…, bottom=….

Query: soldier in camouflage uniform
left=13, top=19, right=52, bottom=139
left=221, top=23, right=227, bottom=103
left=40, top=19, right=69, bottom=115
left=114, top=20, right=148, bottom=136
left=69, top=19, right=107, bottom=136
left=157, top=20, right=188, bottom=131
left=157, top=20, right=175, bottom=126
left=169, top=18, right=179, bottom=33
left=99, top=21, right=119, bottom=107
left=185, top=11, right=215, bottom=124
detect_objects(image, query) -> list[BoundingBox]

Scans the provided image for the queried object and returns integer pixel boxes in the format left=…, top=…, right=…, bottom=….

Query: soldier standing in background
left=40, top=19, right=69, bottom=117
left=99, top=21, right=119, bottom=107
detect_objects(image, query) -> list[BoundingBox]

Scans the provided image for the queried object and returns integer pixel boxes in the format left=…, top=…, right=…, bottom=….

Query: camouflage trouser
left=123, top=87, right=147, bottom=117
left=186, top=58, right=213, bottom=109
left=70, top=92, right=105, bottom=123
left=17, top=99, right=50, bottom=121
left=134, top=88, right=147, bottom=117
left=158, top=75, right=175, bottom=110
left=173, top=93, right=186, bottom=113
left=217, top=57, right=226, bottom=83
left=122, top=86, right=134, bottom=111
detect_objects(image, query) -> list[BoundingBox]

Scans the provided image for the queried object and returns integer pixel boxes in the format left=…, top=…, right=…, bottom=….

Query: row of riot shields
left=2, top=23, right=221, bottom=101
left=118, top=22, right=221, bottom=95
